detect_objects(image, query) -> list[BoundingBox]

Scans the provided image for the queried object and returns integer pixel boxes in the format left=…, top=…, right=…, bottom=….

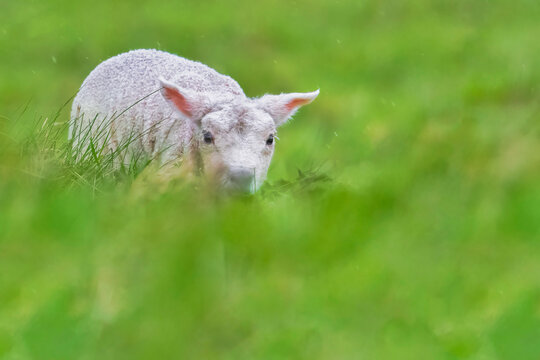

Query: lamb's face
left=159, top=77, right=319, bottom=193
left=198, top=104, right=275, bottom=192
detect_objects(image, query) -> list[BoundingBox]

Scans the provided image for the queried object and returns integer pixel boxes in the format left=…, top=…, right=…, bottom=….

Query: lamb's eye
left=203, top=130, right=214, bottom=144
left=266, top=134, right=274, bottom=146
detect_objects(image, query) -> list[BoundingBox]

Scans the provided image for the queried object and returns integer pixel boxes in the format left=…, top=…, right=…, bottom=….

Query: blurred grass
left=1, top=0, right=540, bottom=359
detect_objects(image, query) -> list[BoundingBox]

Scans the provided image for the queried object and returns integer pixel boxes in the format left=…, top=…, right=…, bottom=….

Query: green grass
left=1, top=0, right=540, bottom=359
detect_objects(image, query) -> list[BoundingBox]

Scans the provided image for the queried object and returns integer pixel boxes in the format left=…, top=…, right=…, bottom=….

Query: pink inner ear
left=285, top=97, right=311, bottom=111
left=163, top=86, right=192, bottom=117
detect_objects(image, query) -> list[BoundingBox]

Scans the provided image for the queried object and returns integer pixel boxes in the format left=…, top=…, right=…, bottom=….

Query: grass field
left=1, top=0, right=540, bottom=359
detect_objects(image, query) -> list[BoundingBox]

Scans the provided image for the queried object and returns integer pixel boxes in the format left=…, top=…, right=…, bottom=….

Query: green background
left=1, top=0, right=539, bottom=359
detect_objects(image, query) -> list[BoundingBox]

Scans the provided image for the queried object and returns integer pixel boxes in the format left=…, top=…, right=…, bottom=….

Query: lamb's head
left=159, top=78, right=319, bottom=193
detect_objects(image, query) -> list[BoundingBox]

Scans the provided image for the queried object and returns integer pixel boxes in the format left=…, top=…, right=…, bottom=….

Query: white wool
left=70, top=49, right=318, bottom=192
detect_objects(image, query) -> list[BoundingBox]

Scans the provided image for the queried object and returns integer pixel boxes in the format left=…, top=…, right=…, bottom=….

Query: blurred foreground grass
left=1, top=0, right=540, bottom=359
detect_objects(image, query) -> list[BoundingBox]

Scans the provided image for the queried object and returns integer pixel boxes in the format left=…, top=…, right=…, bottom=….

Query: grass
left=1, top=0, right=540, bottom=359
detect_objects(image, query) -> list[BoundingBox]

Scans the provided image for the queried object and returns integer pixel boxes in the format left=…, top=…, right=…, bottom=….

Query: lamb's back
left=74, top=49, right=245, bottom=116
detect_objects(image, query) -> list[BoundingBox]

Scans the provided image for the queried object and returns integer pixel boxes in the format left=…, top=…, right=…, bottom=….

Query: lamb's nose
left=229, top=167, right=255, bottom=191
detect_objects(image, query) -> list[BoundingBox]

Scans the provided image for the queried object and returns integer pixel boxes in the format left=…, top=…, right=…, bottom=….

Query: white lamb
left=70, top=49, right=319, bottom=192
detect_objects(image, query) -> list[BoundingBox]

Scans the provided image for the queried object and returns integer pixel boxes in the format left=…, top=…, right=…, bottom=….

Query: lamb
left=70, top=49, right=319, bottom=192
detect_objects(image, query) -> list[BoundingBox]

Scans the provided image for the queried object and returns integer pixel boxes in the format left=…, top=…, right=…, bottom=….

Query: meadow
left=0, top=0, right=539, bottom=359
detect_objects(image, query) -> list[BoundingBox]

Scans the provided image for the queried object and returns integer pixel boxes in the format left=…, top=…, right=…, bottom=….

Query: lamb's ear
left=159, top=78, right=210, bottom=121
left=256, top=89, right=319, bottom=126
